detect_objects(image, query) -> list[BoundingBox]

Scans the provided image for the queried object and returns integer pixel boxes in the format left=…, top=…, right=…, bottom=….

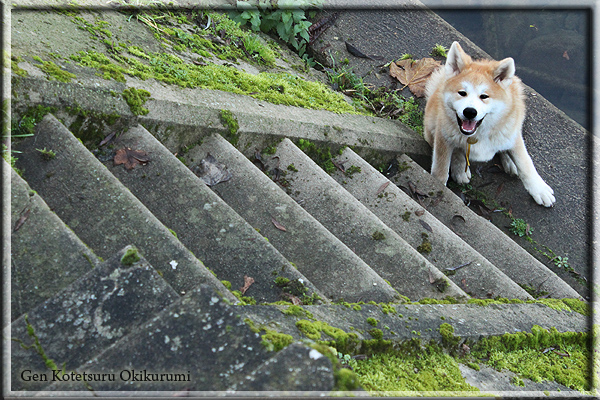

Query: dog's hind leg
left=499, top=151, right=519, bottom=176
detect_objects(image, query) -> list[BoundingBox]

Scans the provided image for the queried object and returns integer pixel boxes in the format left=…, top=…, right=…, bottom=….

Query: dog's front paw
left=451, top=167, right=471, bottom=185
left=526, top=179, right=555, bottom=207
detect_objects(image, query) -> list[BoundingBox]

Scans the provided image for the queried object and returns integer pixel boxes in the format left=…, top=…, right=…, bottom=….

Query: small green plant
left=229, top=0, right=323, bottom=58
left=399, top=53, right=413, bottom=60
left=431, top=43, right=448, bottom=57
left=553, top=256, right=569, bottom=269
left=509, top=218, right=532, bottom=237
left=36, top=148, right=56, bottom=160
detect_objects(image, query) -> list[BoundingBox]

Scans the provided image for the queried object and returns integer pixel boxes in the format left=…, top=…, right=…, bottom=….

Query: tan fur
left=423, top=42, right=555, bottom=207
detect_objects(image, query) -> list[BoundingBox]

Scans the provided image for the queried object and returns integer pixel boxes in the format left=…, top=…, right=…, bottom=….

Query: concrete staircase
left=8, top=109, right=586, bottom=394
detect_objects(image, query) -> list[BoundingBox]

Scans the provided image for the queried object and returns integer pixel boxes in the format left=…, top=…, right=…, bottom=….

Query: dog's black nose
left=463, top=107, right=477, bottom=120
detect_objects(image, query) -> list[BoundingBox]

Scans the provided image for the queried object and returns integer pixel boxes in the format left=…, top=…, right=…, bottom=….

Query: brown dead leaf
left=281, top=292, right=302, bottom=305
left=419, top=219, right=433, bottom=233
left=415, top=209, right=425, bottom=217
left=428, top=268, right=435, bottom=284
left=114, top=147, right=149, bottom=170
left=390, top=58, right=441, bottom=97
left=271, top=217, right=287, bottom=232
left=13, top=208, right=31, bottom=232
left=240, top=275, right=255, bottom=295
left=376, top=181, right=390, bottom=196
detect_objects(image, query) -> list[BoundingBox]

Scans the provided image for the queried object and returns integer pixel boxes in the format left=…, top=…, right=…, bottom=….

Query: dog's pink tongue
left=462, top=119, right=477, bottom=132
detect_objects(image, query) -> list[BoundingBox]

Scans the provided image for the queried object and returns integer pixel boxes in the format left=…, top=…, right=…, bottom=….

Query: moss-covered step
left=9, top=162, right=101, bottom=322
left=13, top=114, right=234, bottom=302
left=42, top=285, right=335, bottom=393
left=241, top=300, right=587, bottom=352
left=184, top=133, right=401, bottom=304
left=262, top=138, right=467, bottom=302
left=9, top=246, right=179, bottom=391
left=102, top=124, right=325, bottom=305
left=392, top=155, right=582, bottom=300
left=330, top=147, right=533, bottom=300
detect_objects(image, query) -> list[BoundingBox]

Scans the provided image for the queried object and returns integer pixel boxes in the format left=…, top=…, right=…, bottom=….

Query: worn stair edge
left=266, top=138, right=468, bottom=301
left=9, top=163, right=101, bottom=323
left=331, top=147, right=533, bottom=300
left=105, top=124, right=327, bottom=305
left=39, top=285, right=326, bottom=393
left=9, top=246, right=180, bottom=392
left=187, top=133, right=402, bottom=304
left=14, top=114, right=235, bottom=302
left=241, top=302, right=587, bottom=345
left=393, top=155, right=582, bottom=300
left=10, top=75, right=430, bottom=165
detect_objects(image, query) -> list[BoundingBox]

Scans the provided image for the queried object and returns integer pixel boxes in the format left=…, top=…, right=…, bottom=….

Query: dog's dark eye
left=480, top=94, right=489, bottom=99
left=458, top=90, right=467, bottom=97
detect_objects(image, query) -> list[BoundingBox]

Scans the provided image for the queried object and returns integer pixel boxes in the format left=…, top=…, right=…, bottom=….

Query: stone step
left=241, top=301, right=587, bottom=346
left=41, top=285, right=334, bottom=393
left=330, top=147, right=532, bottom=300
left=183, top=133, right=401, bottom=304
left=263, top=138, right=468, bottom=301
left=101, top=124, right=325, bottom=305
left=9, top=163, right=100, bottom=323
left=391, top=155, right=581, bottom=299
left=9, top=246, right=179, bottom=391
left=14, top=114, right=235, bottom=302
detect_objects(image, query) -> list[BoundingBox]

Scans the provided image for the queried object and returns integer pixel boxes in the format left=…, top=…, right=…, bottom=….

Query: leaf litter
left=192, top=153, right=232, bottom=186
left=389, top=57, right=441, bottom=97
left=113, top=147, right=149, bottom=170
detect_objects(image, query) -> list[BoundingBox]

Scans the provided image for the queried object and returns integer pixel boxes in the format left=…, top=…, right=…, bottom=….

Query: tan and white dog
left=423, top=41, right=555, bottom=207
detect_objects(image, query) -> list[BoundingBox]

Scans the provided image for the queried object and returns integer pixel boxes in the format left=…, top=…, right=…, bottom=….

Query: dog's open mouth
left=456, top=115, right=484, bottom=135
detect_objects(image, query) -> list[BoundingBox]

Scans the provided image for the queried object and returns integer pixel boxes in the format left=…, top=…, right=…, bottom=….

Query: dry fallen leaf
left=271, top=217, right=287, bottom=232
left=114, top=147, right=149, bottom=170
left=415, top=209, right=425, bottom=217
left=194, top=153, right=232, bottom=186
left=390, top=58, right=441, bottom=97
left=376, top=181, right=390, bottom=196
left=240, top=275, right=255, bottom=295
left=13, top=208, right=31, bottom=232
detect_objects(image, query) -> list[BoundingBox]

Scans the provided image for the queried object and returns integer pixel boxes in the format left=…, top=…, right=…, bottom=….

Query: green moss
left=471, top=325, right=591, bottom=392
left=368, top=328, right=383, bottom=340
left=296, top=138, right=337, bottom=174
left=221, top=280, right=232, bottom=290
left=122, top=87, right=151, bottom=116
left=282, top=305, right=313, bottom=319
left=287, top=163, right=298, bottom=172
left=335, top=367, right=361, bottom=391
left=439, top=323, right=461, bottom=348
left=350, top=344, right=478, bottom=393
left=231, top=290, right=256, bottom=305
left=120, top=247, right=140, bottom=265
left=12, top=105, right=56, bottom=137
left=401, top=211, right=411, bottom=221
left=34, top=58, right=76, bottom=83
left=417, top=233, right=432, bottom=254
left=12, top=315, right=66, bottom=377
left=11, top=55, right=28, bottom=77
left=366, top=317, right=378, bottom=327
left=261, top=330, right=293, bottom=352
left=345, top=165, right=361, bottom=177
left=371, top=231, right=386, bottom=241
left=274, top=276, right=290, bottom=286
left=219, top=109, right=239, bottom=145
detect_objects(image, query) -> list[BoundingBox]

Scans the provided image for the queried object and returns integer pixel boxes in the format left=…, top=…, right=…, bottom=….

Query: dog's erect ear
left=494, top=57, right=515, bottom=86
left=444, top=41, right=471, bottom=76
